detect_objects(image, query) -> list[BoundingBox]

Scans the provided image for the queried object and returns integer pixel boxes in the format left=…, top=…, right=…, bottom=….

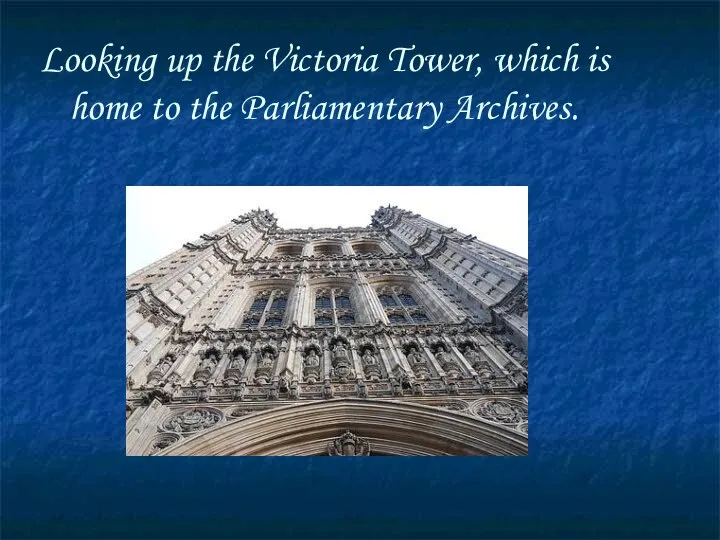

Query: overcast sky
left=126, top=186, right=528, bottom=275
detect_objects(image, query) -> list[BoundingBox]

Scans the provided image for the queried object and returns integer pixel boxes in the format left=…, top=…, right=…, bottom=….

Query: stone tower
left=126, top=207, right=528, bottom=456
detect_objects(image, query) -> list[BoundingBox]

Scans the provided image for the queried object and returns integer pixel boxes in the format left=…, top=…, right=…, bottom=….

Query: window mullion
left=260, top=291, right=275, bottom=327
left=330, top=289, right=338, bottom=325
left=395, top=292, right=411, bottom=323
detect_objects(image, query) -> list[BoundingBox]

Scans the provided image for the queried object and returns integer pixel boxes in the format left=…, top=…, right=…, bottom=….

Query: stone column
left=212, top=275, right=252, bottom=328
left=126, top=399, right=171, bottom=456
left=211, top=350, right=233, bottom=385
left=285, top=334, right=300, bottom=378
left=385, top=334, right=411, bottom=373
left=410, top=267, right=465, bottom=322
left=354, top=270, right=388, bottom=325
left=168, top=339, right=206, bottom=385
left=418, top=337, right=443, bottom=378
left=322, top=344, right=332, bottom=380
left=126, top=323, right=173, bottom=378
left=443, top=336, right=472, bottom=377
left=348, top=338, right=364, bottom=380
left=273, top=336, right=290, bottom=379
left=288, top=272, right=310, bottom=326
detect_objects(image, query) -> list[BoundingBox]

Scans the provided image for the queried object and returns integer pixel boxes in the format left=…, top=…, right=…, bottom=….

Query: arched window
left=273, top=244, right=303, bottom=258
left=313, top=288, right=355, bottom=327
left=377, top=286, right=431, bottom=326
left=314, top=244, right=343, bottom=256
left=241, top=316, right=260, bottom=329
left=338, top=314, right=355, bottom=326
left=411, top=313, right=429, bottom=324
left=249, top=298, right=267, bottom=312
left=315, top=296, right=332, bottom=310
left=264, top=317, right=283, bottom=328
left=335, top=295, right=352, bottom=309
left=389, top=313, right=409, bottom=325
left=239, top=289, right=289, bottom=329
left=315, top=316, right=333, bottom=326
left=352, top=242, right=383, bottom=255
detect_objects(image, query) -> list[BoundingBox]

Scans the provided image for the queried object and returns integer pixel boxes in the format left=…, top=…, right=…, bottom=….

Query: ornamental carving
left=231, top=407, right=267, bottom=418
left=322, top=381, right=334, bottom=399
left=254, top=346, right=276, bottom=384
left=147, top=354, right=175, bottom=386
left=329, top=339, right=355, bottom=383
left=460, top=344, right=493, bottom=376
left=405, top=345, right=430, bottom=380
left=473, top=400, right=527, bottom=424
left=302, top=346, right=322, bottom=384
left=163, top=408, right=222, bottom=433
left=327, top=430, right=371, bottom=456
left=225, top=347, right=249, bottom=383
left=435, top=401, right=467, bottom=412
left=434, top=346, right=462, bottom=379
left=502, top=282, right=528, bottom=317
left=148, top=433, right=181, bottom=455
left=194, top=348, right=220, bottom=385
left=360, top=348, right=382, bottom=382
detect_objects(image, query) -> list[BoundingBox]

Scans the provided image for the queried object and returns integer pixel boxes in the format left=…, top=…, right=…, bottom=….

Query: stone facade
left=126, top=206, right=528, bottom=456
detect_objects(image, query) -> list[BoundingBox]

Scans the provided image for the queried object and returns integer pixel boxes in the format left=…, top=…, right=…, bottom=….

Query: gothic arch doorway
left=158, top=399, right=527, bottom=456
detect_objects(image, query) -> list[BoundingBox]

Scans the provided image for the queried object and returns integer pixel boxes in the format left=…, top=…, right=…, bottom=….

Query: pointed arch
left=158, top=399, right=527, bottom=456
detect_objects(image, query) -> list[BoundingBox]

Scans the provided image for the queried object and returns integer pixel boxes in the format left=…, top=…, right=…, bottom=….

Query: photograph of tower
left=126, top=202, right=528, bottom=456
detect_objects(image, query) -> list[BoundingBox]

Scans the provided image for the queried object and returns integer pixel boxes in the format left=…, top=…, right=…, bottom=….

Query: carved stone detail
left=193, top=349, right=220, bottom=385
left=360, top=349, right=382, bottom=382
left=327, top=430, right=371, bottom=456
left=162, top=408, right=222, bottom=434
left=405, top=345, right=430, bottom=380
left=472, top=399, right=527, bottom=424
left=224, top=348, right=248, bottom=383
left=329, top=339, right=356, bottom=383
left=148, top=433, right=181, bottom=455
left=147, top=354, right=175, bottom=386
left=434, top=345, right=462, bottom=379
left=254, top=347, right=276, bottom=384
left=302, top=347, right=322, bottom=384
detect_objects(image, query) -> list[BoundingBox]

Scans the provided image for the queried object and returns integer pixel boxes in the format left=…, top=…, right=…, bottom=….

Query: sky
left=126, top=186, right=528, bottom=275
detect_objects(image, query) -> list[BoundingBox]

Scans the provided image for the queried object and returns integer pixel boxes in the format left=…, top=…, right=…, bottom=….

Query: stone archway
left=158, top=399, right=528, bottom=456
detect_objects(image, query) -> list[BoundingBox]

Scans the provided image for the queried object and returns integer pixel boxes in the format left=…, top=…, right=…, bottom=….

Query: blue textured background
left=2, top=1, right=718, bottom=538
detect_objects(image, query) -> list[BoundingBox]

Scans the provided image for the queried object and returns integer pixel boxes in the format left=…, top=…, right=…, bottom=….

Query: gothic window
left=314, top=243, right=343, bottom=256
left=264, top=317, right=283, bottom=328
left=315, top=296, right=332, bottom=310
left=353, top=242, right=383, bottom=255
left=241, top=316, right=260, bottom=329
left=313, top=288, right=355, bottom=327
left=411, top=313, right=430, bottom=324
left=249, top=298, right=266, bottom=312
left=315, top=316, right=333, bottom=326
left=239, top=289, right=289, bottom=329
left=274, top=244, right=303, bottom=257
left=335, top=295, right=352, bottom=309
left=377, top=286, right=431, bottom=325
left=389, top=313, right=409, bottom=324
